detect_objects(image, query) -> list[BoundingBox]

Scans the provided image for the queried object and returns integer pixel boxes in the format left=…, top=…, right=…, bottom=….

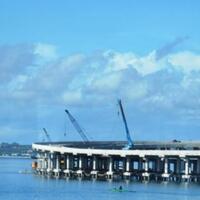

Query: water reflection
left=0, top=158, right=200, bottom=200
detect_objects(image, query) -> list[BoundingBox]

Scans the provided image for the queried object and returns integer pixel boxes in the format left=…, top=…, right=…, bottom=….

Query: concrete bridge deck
left=34, top=140, right=200, bottom=150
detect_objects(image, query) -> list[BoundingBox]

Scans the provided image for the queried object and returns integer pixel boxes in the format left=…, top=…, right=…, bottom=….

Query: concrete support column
left=106, top=157, right=113, bottom=179
left=79, top=156, right=82, bottom=170
left=41, top=158, right=45, bottom=173
left=162, top=157, right=169, bottom=181
left=182, top=158, right=190, bottom=182
left=46, top=153, right=54, bottom=176
left=47, top=154, right=51, bottom=170
left=142, top=157, right=149, bottom=181
left=77, top=155, right=84, bottom=177
left=50, top=153, right=54, bottom=169
left=91, top=155, right=98, bottom=178
left=109, top=157, right=113, bottom=172
left=93, top=156, right=97, bottom=171
left=185, top=158, right=189, bottom=176
left=64, top=154, right=71, bottom=177
left=53, top=154, right=61, bottom=177
left=124, top=157, right=131, bottom=178
left=164, top=158, right=168, bottom=174
left=126, top=157, right=130, bottom=172
left=43, top=153, right=47, bottom=170
left=144, top=158, right=148, bottom=172
left=56, top=154, right=60, bottom=170
left=41, top=157, right=45, bottom=169
left=66, top=154, right=70, bottom=170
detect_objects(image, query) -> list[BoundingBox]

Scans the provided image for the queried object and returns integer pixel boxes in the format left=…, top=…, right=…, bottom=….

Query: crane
left=42, top=128, right=52, bottom=142
left=65, top=109, right=89, bottom=143
left=118, top=99, right=133, bottom=149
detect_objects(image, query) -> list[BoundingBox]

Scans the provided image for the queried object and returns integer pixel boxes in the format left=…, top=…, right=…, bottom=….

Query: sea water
left=0, top=158, right=200, bottom=200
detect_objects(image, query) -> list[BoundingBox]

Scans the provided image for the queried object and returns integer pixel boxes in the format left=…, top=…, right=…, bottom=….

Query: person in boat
left=119, top=186, right=123, bottom=191
left=113, top=185, right=123, bottom=192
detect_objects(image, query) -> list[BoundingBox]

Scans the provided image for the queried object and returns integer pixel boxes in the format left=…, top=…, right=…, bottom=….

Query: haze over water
left=0, top=158, right=200, bottom=200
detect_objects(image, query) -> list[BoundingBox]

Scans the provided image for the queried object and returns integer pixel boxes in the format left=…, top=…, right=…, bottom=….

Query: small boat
left=112, top=186, right=127, bottom=192
left=111, top=186, right=136, bottom=193
left=18, top=169, right=32, bottom=174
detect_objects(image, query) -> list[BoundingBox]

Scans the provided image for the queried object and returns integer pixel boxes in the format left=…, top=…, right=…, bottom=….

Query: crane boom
left=65, top=109, right=89, bottom=143
left=118, top=99, right=133, bottom=149
left=42, top=128, right=52, bottom=142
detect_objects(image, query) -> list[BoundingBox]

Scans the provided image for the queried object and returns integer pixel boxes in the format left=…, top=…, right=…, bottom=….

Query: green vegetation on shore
left=0, top=142, right=32, bottom=157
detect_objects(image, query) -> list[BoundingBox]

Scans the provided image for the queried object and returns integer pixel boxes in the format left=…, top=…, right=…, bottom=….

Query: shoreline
left=0, top=155, right=31, bottom=159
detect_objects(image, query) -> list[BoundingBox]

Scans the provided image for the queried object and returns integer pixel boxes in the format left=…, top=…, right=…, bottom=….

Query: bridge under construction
left=32, top=140, right=200, bottom=182
left=32, top=100, right=200, bottom=183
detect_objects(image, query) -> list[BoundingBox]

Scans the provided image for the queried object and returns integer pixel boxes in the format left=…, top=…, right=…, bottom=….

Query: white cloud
left=105, top=50, right=138, bottom=71
left=1, top=44, right=200, bottom=120
left=168, top=51, right=200, bottom=73
left=34, top=43, right=58, bottom=61
left=105, top=50, right=165, bottom=76
left=2, top=43, right=200, bottom=142
left=136, top=51, right=161, bottom=75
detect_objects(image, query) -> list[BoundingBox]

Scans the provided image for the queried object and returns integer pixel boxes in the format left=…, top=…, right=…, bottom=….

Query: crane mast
left=42, top=128, right=52, bottom=142
left=65, top=109, right=89, bottom=143
left=118, top=99, right=133, bottom=149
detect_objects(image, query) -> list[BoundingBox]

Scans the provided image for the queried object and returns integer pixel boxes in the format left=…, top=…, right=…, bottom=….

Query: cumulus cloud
left=2, top=44, right=200, bottom=113
left=34, top=43, right=58, bottom=61
left=168, top=51, right=200, bottom=73
left=1, top=43, right=200, bottom=134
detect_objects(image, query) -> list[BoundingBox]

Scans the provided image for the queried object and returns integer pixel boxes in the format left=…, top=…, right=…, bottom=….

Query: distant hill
left=0, top=142, right=32, bottom=157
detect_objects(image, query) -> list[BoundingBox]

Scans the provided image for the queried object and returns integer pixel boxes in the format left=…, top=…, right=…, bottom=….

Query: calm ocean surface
left=0, top=158, right=200, bottom=200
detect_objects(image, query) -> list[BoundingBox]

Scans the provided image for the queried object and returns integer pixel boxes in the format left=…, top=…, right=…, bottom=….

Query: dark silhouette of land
left=0, top=142, right=32, bottom=157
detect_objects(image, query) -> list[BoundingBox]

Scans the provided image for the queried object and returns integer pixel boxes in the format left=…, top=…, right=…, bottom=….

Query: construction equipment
left=42, top=128, right=52, bottom=142
left=118, top=99, right=133, bottom=149
left=65, top=109, right=89, bottom=143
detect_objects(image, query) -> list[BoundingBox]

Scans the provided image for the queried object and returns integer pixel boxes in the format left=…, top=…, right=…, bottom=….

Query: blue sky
left=0, top=0, right=200, bottom=144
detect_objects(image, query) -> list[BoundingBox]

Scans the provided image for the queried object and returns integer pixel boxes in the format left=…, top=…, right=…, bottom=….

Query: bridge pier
left=142, top=157, right=150, bottom=181
left=64, top=154, right=72, bottom=177
left=91, top=155, right=98, bottom=178
left=182, top=158, right=191, bottom=182
left=53, top=154, right=61, bottom=178
left=162, top=157, right=170, bottom=181
left=76, top=155, right=84, bottom=177
left=106, top=157, right=113, bottom=179
left=46, top=153, right=54, bottom=177
left=123, top=157, right=131, bottom=179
